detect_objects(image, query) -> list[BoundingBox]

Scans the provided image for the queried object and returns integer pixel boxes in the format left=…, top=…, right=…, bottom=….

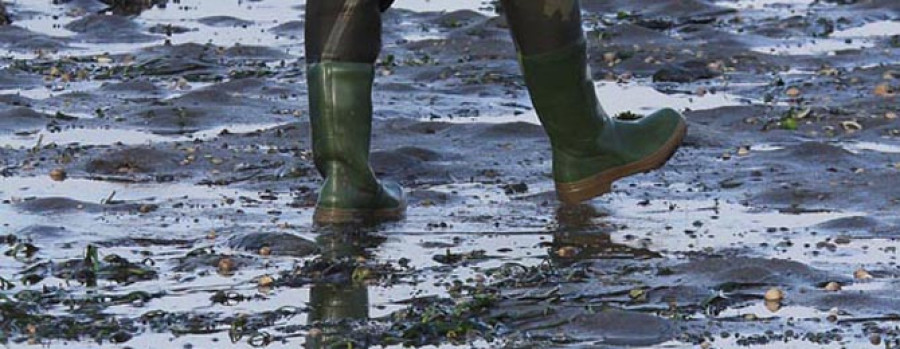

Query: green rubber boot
left=519, top=40, right=687, bottom=204
left=307, top=62, right=406, bottom=224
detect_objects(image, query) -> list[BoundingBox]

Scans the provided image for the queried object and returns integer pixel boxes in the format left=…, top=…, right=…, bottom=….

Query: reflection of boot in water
left=306, top=283, right=369, bottom=349
left=305, top=229, right=382, bottom=349
left=551, top=204, right=660, bottom=262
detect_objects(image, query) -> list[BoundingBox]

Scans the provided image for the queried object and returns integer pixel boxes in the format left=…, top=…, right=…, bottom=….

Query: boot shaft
left=518, top=40, right=609, bottom=145
left=306, top=62, right=376, bottom=178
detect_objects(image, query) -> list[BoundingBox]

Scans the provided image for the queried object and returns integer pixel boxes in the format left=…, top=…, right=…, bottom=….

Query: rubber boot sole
left=313, top=206, right=406, bottom=225
left=555, top=120, right=688, bottom=204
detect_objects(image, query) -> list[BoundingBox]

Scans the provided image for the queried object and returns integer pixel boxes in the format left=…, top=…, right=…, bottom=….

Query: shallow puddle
left=393, top=0, right=494, bottom=14
left=840, top=141, right=900, bottom=154
left=832, top=20, right=900, bottom=38
left=0, top=122, right=289, bottom=148
left=1, top=0, right=898, bottom=347
left=430, top=80, right=755, bottom=124
left=752, top=38, right=875, bottom=56
left=719, top=0, right=817, bottom=10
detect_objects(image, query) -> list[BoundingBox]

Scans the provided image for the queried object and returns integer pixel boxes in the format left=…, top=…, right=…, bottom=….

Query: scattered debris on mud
left=0, top=0, right=898, bottom=347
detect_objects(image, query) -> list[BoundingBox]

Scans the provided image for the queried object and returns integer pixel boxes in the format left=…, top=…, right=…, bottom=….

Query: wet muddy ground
left=0, top=0, right=898, bottom=348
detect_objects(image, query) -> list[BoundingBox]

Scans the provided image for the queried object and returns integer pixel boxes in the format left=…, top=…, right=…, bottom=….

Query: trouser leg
left=500, top=0, right=584, bottom=55
left=500, top=0, right=687, bottom=204
left=304, top=0, right=383, bottom=64
left=303, top=0, right=406, bottom=224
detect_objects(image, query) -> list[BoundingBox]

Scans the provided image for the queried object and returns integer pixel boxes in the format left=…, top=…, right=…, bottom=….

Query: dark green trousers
left=304, top=0, right=585, bottom=63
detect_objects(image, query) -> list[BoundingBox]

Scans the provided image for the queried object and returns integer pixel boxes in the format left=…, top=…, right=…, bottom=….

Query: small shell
left=854, top=268, right=873, bottom=280
left=556, top=246, right=579, bottom=258
left=840, top=120, right=863, bottom=132
left=217, top=258, right=235, bottom=273
left=49, top=168, right=67, bottom=181
left=764, top=287, right=784, bottom=302
left=785, top=87, right=801, bottom=97
left=874, top=83, right=893, bottom=97
left=258, top=275, right=274, bottom=287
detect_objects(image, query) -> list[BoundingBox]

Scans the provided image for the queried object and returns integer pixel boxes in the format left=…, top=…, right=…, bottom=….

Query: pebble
left=556, top=246, right=579, bottom=258
left=874, top=83, right=893, bottom=97
left=258, top=275, right=274, bottom=287
left=854, top=268, right=873, bottom=280
left=785, top=87, right=801, bottom=97
left=824, top=281, right=841, bottom=292
left=870, top=334, right=882, bottom=345
left=764, top=287, right=784, bottom=302
left=49, top=168, right=67, bottom=181
left=217, top=258, right=235, bottom=274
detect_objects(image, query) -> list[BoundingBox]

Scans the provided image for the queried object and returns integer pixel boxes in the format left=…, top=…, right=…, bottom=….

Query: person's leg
left=501, top=0, right=687, bottom=204
left=304, top=0, right=405, bottom=224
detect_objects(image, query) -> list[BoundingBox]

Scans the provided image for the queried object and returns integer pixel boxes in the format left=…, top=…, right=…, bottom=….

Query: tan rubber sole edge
left=313, top=206, right=406, bottom=225
left=555, top=121, right=688, bottom=204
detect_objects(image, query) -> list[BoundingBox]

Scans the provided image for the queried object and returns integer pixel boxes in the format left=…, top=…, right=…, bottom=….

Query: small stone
left=49, top=168, right=67, bottom=181
left=785, top=87, right=801, bottom=97
left=556, top=246, right=579, bottom=258
left=173, top=77, right=191, bottom=90
left=138, top=204, right=155, bottom=214
left=870, top=334, right=882, bottom=345
left=886, top=112, right=897, bottom=120
left=695, top=86, right=708, bottom=97
left=764, top=287, right=784, bottom=302
left=207, top=230, right=217, bottom=240
left=854, top=268, right=873, bottom=280
left=737, top=146, right=751, bottom=156
left=258, top=246, right=271, bottom=256
left=258, top=275, right=274, bottom=287
left=764, top=300, right=781, bottom=313
left=874, top=83, right=893, bottom=97
left=603, top=52, right=617, bottom=63
left=824, top=281, right=841, bottom=291
left=628, top=288, right=646, bottom=300
left=217, top=258, right=235, bottom=274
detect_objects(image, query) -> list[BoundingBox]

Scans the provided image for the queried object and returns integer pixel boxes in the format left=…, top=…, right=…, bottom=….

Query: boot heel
left=554, top=120, right=686, bottom=204
left=556, top=176, right=614, bottom=204
left=314, top=207, right=406, bottom=225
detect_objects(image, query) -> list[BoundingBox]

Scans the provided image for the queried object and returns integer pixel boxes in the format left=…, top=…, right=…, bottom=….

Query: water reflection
left=305, top=227, right=384, bottom=349
left=551, top=204, right=661, bottom=263
left=98, top=0, right=170, bottom=16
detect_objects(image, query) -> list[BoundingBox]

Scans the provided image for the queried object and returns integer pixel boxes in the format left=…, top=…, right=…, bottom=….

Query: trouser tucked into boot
left=304, top=0, right=687, bottom=222
left=305, top=0, right=405, bottom=224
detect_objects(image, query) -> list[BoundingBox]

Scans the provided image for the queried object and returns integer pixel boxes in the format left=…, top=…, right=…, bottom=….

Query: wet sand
left=0, top=0, right=899, bottom=348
